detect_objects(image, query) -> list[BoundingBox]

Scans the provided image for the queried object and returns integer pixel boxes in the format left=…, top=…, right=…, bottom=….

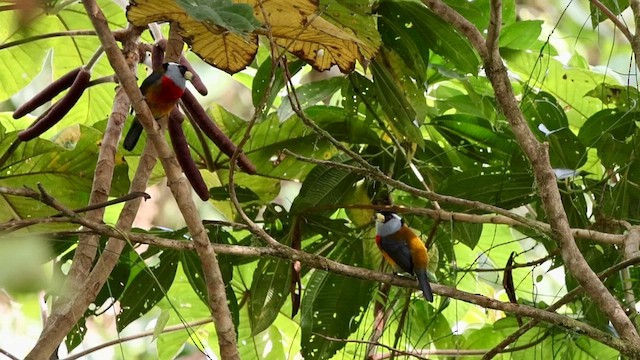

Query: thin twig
left=590, top=0, right=633, bottom=43
left=62, top=318, right=213, bottom=360
left=0, top=30, right=97, bottom=51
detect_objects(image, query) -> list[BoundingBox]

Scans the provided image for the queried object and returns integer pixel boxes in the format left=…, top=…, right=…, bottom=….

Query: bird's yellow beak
left=374, top=213, right=385, bottom=223
left=184, top=71, right=193, bottom=81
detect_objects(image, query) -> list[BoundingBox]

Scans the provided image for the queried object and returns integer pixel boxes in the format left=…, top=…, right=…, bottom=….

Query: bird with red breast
left=123, top=62, right=192, bottom=151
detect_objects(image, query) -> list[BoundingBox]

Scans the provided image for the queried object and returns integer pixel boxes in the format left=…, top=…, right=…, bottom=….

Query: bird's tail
left=123, top=118, right=143, bottom=151
left=415, top=269, right=433, bottom=302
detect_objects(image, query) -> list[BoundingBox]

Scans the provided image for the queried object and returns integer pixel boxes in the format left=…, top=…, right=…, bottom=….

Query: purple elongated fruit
left=13, top=67, right=82, bottom=119
left=168, top=109, right=210, bottom=201
left=18, top=68, right=91, bottom=141
left=181, top=89, right=256, bottom=174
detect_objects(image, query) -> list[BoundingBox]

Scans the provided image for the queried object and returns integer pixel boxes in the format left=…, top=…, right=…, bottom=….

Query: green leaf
left=546, top=127, right=588, bottom=169
left=578, top=109, right=638, bottom=147
left=522, top=91, right=587, bottom=169
left=209, top=185, right=260, bottom=203
left=252, top=57, right=305, bottom=109
left=585, top=84, right=640, bottom=110
left=176, top=0, right=261, bottom=33
left=290, top=163, right=363, bottom=215
left=231, top=114, right=336, bottom=180
left=117, top=249, right=179, bottom=332
left=438, top=168, right=535, bottom=210
left=238, top=307, right=287, bottom=359
left=305, top=105, right=380, bottom=145
left=301, top=240, right=375, bottom=359
left=522, top=90, right=568, bottom=130
left=65, top=315, right=88, bottom=352
left=180, top=233, right=239, bottom=329
left=249, top=258, right=291, bottom=335
left=155, top=263, right=213, bottom=360
left=590, top=0, right=629, bottom=26
left=499, top=20, right=543, bottom=50
left=376, top=0, right=480, bottom=74
left=503, top=50, right=620, bottom=124
left=0, top=124, right=130, bottom=230
left=371, top=57, right=424, bottom=146
left=452, top=222, right=483, bottom=249
left=277, top=77, right=346, bottom=120
left=430, top=114, right=521, bottom=163
left=378, top=6, right=430, bottom=84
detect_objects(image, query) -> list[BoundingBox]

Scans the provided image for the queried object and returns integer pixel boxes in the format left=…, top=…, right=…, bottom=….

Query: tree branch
left=4, top=182, right=638, bottom=356
left=76, top=5, right=238, bottom=359
left=421, top=0, right=640, bottom=349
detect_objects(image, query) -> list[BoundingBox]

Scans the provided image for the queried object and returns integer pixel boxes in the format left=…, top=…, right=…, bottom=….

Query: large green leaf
left=499, top=20, right=543, bottom=50
left=378, top=4, right=430, bottom=84
left=249, top=258, right=291, bottom=335
left=290, top=163, right=363, bottom=215
left=376, top=0, right=480, bottom=74
left=590, top=0, right=629, bottom=26
left=430, top=114, right=521, bottom=163
left=300, top=239, right=375, bottom=359
left=522, top=91, right=587, bottom=169
left=252, top=57, right=305, bottom=109
left=522, top=90, right=568, bottom=130
left=116, top=249, right=179, bottom=332
left=371, top=57, right=424, bottom=146
left=305, top=105, right=380, bottom=145
left=503, top=50, right=620, bottom=124
left=237, top=307, right=287, bottom=359
left=277, top=77, right=346, bottom=121
left=155, top=263, right=214, bottom=360
left=0, top=123, right=130, bottom=229
left=578, top=109, right=638, bottom=148
left=438, top=168, right=535, bottom=210
left=443, top=0, right=516, bottom=30
left=232, top=114, right=337, bottom=180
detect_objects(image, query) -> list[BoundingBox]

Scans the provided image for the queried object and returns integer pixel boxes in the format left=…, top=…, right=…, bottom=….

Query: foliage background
left=1, top=0, right=639, bottom=358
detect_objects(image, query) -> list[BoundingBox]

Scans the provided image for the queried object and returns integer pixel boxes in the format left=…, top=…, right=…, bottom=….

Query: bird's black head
left=377, top=211, right=404, bottom=225
left=375, top=211, right=404, bottom=237
left=162, top=62, right=192, bottom=81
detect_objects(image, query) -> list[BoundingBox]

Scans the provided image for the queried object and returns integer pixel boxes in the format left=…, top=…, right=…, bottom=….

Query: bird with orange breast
left=375, top=211, right=433, bottom=301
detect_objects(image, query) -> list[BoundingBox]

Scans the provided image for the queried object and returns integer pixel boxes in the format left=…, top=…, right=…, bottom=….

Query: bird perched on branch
left=123, top=62, right=192, bottom=151
left=375, top=212, right=433, bottom=301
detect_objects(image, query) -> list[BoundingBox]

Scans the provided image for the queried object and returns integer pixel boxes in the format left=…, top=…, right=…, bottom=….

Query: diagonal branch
left=77, top=5, right=238, bottom=359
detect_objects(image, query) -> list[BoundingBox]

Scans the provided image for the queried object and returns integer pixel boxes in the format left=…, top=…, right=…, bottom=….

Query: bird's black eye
left=178, top=65, right=188, bottom=75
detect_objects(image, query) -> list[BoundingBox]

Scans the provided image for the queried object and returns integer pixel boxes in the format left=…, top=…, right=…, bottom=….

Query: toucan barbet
left=375, top=212, right=434, bottom=301
left=123, top=62, right=192, bottom=151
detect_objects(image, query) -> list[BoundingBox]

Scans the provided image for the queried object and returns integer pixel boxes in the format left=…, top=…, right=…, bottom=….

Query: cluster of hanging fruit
left=12, top=38, right=256, bottom=201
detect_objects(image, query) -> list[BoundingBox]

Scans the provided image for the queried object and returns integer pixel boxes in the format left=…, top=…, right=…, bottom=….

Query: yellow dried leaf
left=127, top=0, right=258, bottom=74
left=127, top=0, right=380, bottom=74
